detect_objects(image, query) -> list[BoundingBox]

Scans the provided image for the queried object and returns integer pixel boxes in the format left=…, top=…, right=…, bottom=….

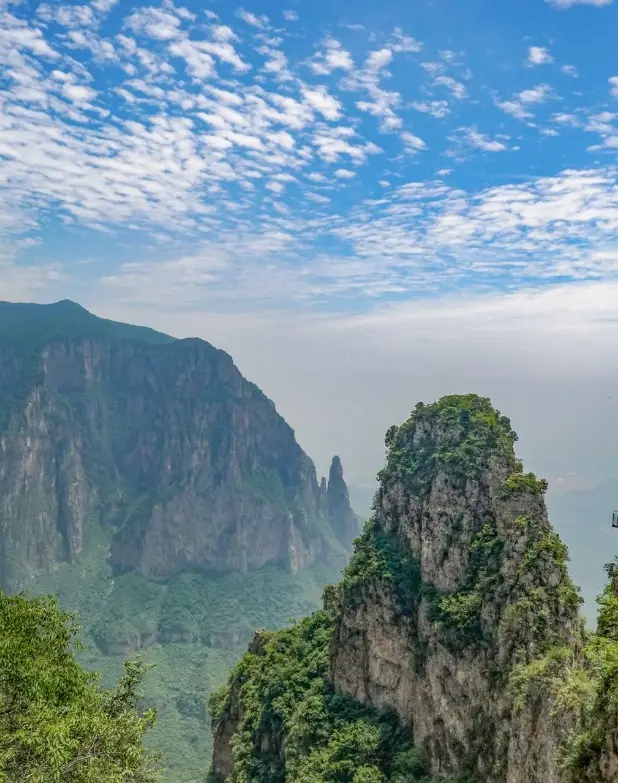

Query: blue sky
left=3, top=0, right=618, bottom=312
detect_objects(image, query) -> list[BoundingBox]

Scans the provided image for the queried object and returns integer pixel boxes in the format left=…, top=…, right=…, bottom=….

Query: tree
left=0, top=591, right=160, bottom=782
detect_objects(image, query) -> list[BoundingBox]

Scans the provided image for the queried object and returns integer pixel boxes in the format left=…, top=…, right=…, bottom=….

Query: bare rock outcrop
left=0, top=300, right=356, bottom=590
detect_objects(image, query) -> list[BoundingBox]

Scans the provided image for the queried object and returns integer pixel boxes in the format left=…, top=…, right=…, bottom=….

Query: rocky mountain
left=209, top=394, right=618, bottom=783
left=0, top=299, right=357, bottom=591
left=0, top=299, right=360, bottom=781
left=326, top=455, right=364, bottom=551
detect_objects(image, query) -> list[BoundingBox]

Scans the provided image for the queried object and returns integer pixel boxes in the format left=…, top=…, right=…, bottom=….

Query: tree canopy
left=0, top=590, right=160, bottom=782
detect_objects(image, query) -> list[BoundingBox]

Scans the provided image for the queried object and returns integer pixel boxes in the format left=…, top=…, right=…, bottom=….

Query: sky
left=3, top=0, right=618, bottom=515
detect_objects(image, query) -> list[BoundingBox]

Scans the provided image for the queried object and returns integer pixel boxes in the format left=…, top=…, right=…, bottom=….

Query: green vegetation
left=341, top=519, right=420, bottom=613
left=378, top=395, right=519, bottom=491
left=423, top=523, right=502, bottom=648
left=509, top=559, right=618, bottom=781
left=212, top=606, right=474, bottom=783
left=2, top=299, right=357, bottom=781
left=0, top=300, right=174, bottom=348
left=342, top=395, right=580, bottom=657
left=28, top=527, right=341, bottom=783
left=498, top=515, right=582, bottom=655
left=0, top=300, right=174, bottom=433
left=500, top=471, right=548, bottom=498
left=0, top=590, right=159, bottom=781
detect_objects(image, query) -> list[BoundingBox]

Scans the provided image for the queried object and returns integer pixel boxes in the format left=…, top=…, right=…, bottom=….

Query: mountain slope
left=0, top=300, right=355, bottom=591
left=0, top=300, right=359, bottom=781
left=210, top=395, right=618, bottom=783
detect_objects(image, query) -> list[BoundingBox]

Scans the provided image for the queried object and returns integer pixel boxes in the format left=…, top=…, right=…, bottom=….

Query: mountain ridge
left=0, top=300, right=357, bottom=590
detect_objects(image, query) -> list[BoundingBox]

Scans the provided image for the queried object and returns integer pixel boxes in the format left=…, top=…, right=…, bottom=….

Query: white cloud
left=365, top=48, right=393, bottom=71
left=211, top=25, right=239, bottom=42
left=312, top=127, right=382, bottom=163
left=553, top=112, right=581, bottom=126
left=434, top=75, right=467, bottom=99
left=519, top=84, right=553, bottom=103
left=283, top=10, right=298, bottom=21
left=341, top=47, right=403, bottom=132
left=309, top=36, right=354, bottom=75
left=610, top=76, right=618, bottom=97
left=562, top=64, right=578, bottom=77
left=169, top=38, right=215, bottom=79
left=527, top=46, right=553, bottom=66
left=496, top=84, right=553, bottom=120
left=236, top=8, right=268, bottom=28
left=496, top=100, right=533, bottom=121
left=1, top=9, right=58, bottom=57
left=464, top=128, right=508, bottom=152
left=306, top=192, right=331, bottom=204
left=391, top=28, right=422, bottom=53
left=92, top=0, right=119, bottom=12
left=301, top=85, right=342, bottom=121
left=260, top=48, right=292, bottom=80
left=4, top=0, right=618, bottom=340
left=546, top=0, right=612, bottom=7
left=127, top=6, right=184, bottom=40
left=401, top=130, right=427, bottom=152
left=62, top=82, right=97, bottom=103
left=410, top=100, right=450, bottom=118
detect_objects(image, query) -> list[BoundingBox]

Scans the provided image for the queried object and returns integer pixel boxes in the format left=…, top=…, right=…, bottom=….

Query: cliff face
left=330, top=395, right=582, bottom=783
left=0, top=300, right=355, bottom=590
left=326, top=455, right=362, bottom=550
left=210, top=395, right=618, bottom=783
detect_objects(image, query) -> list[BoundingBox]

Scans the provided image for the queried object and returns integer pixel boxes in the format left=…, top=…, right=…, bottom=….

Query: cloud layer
left=2, top=0, right=618, bottom=310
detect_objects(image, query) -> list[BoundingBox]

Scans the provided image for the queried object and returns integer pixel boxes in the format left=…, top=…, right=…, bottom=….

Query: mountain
left=0, top=300, right=359, bottom=781
left=0, top=299, right=356, bottom=590
left=210, top=394, right=618, bottom=783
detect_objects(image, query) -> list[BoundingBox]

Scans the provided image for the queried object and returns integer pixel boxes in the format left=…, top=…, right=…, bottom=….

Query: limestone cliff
left=326, top=455, right=362, bottom=550
left=0, top=300, right=355, bottom=590
left=330, top=395, right=582, bottom=783
left=209, top=394, right=618, bottom=783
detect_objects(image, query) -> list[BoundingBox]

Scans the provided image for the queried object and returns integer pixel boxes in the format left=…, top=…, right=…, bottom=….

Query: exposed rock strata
left=211, top=395, right=618, bottom=783
left=331, top=401, right=580, bottom=783
left=0, top=301, right=356, bottom=590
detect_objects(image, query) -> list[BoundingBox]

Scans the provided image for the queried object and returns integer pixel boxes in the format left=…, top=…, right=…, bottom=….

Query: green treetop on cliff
left=378, top=394, right=528, bottom=491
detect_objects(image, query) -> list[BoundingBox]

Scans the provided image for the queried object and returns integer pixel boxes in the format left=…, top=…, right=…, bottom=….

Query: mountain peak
left=328, top=454, right=343, bottom=477
left=211, top=394, right=588, bottom=783
left=0, top=302, right=357, bottom=590
left=326, top=455, right=360, bottom=550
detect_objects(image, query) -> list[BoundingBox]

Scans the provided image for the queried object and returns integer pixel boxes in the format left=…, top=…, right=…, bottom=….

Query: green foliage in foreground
left=509, top=558, right=618, bottom=781
left=0, top=590, right=160, bottom=782
left=30, top=516, right=342, bottom=783
left=211, top=608, right=478, bottom=783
